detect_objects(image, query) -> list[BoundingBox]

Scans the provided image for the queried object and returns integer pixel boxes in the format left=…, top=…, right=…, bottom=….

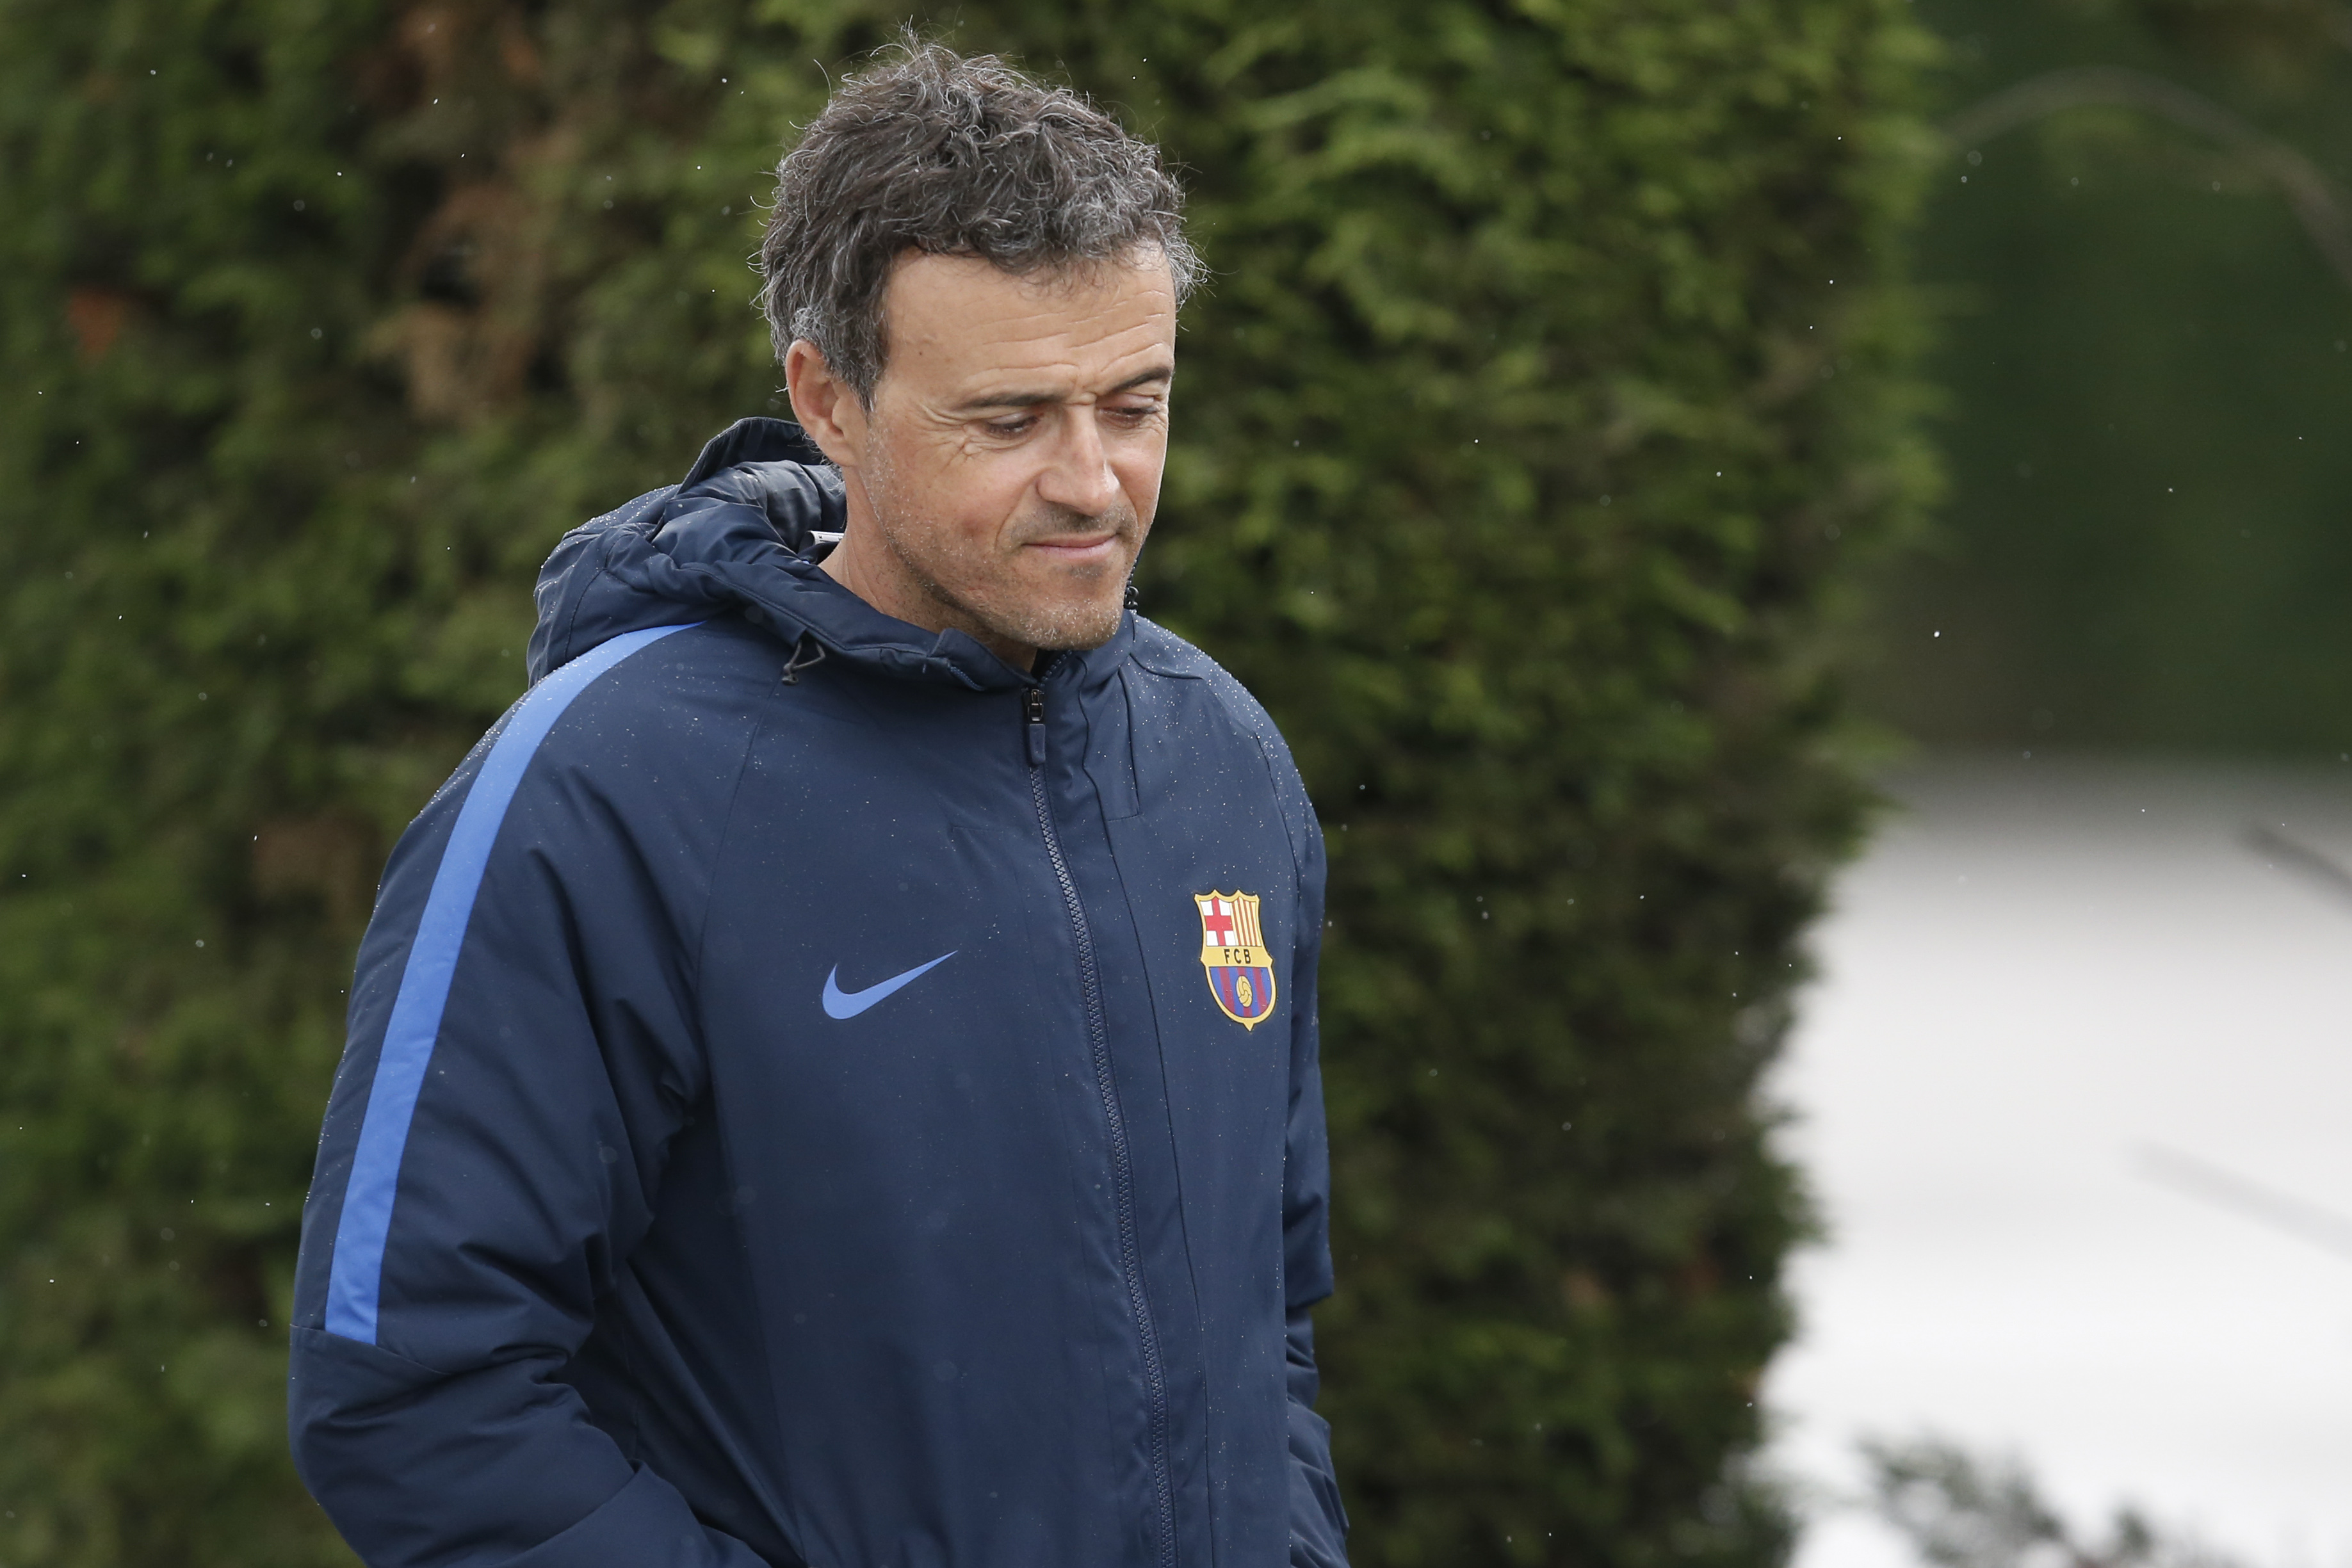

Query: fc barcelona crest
left=1194, top=891, right=1277, bottom=1030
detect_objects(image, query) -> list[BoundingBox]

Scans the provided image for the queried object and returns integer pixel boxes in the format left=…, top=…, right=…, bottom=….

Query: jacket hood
left=526, top=418, right=1057, bottom=692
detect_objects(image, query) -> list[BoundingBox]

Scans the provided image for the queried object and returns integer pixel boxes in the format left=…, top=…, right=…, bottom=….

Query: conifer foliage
left=0, top=1, right=1934, bottom=1562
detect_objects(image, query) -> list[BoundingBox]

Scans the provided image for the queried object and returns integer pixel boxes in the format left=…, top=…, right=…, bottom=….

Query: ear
left=783, top=339, right=867, bottom=470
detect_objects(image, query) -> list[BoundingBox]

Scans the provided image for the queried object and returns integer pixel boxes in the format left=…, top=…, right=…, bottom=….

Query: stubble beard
left=864, top=446, right=1141, bottom=658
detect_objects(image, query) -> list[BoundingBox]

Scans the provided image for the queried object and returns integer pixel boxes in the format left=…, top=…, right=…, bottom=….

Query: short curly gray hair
left=757, top=40, right=1199, bottom=404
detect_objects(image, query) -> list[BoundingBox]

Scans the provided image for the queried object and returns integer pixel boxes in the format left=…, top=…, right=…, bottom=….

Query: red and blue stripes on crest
left=1208, top=962, right=1277, bottom=1024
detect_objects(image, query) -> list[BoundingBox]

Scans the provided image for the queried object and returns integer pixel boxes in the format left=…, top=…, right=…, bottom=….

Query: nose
left=1034, top=407, right=1122, bottom=520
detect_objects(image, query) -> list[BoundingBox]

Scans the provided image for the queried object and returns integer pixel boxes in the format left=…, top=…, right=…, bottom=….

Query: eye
left=984, top=412, right=1040, bottom=436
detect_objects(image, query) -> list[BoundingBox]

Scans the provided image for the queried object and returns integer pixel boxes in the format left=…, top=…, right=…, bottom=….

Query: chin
left=1005, top=595, right=1128, bottom=654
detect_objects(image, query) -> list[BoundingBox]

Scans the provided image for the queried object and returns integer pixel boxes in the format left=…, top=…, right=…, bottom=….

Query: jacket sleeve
left=287, top=640, right=766, bottom=1568
left=1283, top=809, right=1349, bottom=1568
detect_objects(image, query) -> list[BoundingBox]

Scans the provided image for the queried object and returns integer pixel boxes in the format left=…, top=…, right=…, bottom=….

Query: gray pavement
left=1767, top=756, right=2352, bottom=1568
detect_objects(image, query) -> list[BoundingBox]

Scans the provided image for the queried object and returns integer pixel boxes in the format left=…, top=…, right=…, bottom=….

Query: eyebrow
left=952, top=363, right=1174, bottom=414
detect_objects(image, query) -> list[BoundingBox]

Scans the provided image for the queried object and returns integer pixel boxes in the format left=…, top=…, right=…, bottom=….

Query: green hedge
left=0, top=1, right=1936, bottom=1563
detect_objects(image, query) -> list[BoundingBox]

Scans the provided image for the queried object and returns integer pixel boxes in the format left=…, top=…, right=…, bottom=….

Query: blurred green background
left=3, top=0, right=2348, bottom=1563
left=1871, top=0, right=2352, bottom=757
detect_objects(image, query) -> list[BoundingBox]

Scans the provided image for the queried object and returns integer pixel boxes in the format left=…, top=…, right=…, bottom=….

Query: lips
left=1023, top=533, right=1123, bottom=563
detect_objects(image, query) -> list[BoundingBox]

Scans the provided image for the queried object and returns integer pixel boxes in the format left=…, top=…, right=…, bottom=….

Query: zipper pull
left=1023, top=686, right=1046, bottom=766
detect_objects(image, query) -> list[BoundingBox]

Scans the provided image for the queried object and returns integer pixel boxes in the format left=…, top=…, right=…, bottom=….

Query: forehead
left=879, top=251, right=1176, bottom=394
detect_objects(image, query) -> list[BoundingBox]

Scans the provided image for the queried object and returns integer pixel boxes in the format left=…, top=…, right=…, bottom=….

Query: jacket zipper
left=1024, top=683, right=1178, bottom=1568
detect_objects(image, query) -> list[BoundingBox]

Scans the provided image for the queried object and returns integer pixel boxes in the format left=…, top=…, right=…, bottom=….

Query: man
left=288, top=42, right=1347, bottom=1568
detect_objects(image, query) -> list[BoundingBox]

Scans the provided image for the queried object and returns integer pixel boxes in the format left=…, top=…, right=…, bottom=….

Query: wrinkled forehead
left=877, top=248, right=1178, bottom=398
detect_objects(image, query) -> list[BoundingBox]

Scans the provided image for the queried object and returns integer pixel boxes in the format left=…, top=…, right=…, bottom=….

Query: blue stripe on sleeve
left=324, top=622, right=697, bottom=1344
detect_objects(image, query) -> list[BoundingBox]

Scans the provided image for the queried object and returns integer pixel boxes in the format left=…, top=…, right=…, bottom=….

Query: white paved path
left=1768, top=757, right=2352, bottom=1568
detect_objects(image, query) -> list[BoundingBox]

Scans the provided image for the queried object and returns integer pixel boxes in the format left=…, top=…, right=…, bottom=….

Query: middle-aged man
left=288, top=41, right=1348, bottom=1568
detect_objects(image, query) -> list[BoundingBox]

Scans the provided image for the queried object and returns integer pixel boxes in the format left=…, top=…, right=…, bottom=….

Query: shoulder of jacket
left=568, top=613, right=779, bottom=688
left=1124, top=617, right=1321, bottom=871
left=1127, top=617, right=1283, bottom=747
left=521, top=618, right=784, bottom=768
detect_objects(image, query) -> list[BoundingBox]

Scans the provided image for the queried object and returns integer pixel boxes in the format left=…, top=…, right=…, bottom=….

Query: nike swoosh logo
left=822, top=951, right=957, bottom=1019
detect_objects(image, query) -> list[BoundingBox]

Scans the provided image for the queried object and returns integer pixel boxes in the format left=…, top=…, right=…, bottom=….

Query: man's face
left=790, top=250, right=1177, bottom=667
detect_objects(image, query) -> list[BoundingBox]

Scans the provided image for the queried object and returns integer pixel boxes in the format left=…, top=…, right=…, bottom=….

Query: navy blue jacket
left=289, top=420, right=1347, bottom=1568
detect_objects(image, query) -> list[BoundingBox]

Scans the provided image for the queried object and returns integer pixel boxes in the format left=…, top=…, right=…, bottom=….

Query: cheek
left=970, top=460, right=1039, bottom=543
left=1115, top=442, right=1167, bottom=516
left=880, top=440, right=1008, bottom=543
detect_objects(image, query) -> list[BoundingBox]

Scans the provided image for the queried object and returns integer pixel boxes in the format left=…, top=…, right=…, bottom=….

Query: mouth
left=1021, top=532, right=1124, bottom=566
